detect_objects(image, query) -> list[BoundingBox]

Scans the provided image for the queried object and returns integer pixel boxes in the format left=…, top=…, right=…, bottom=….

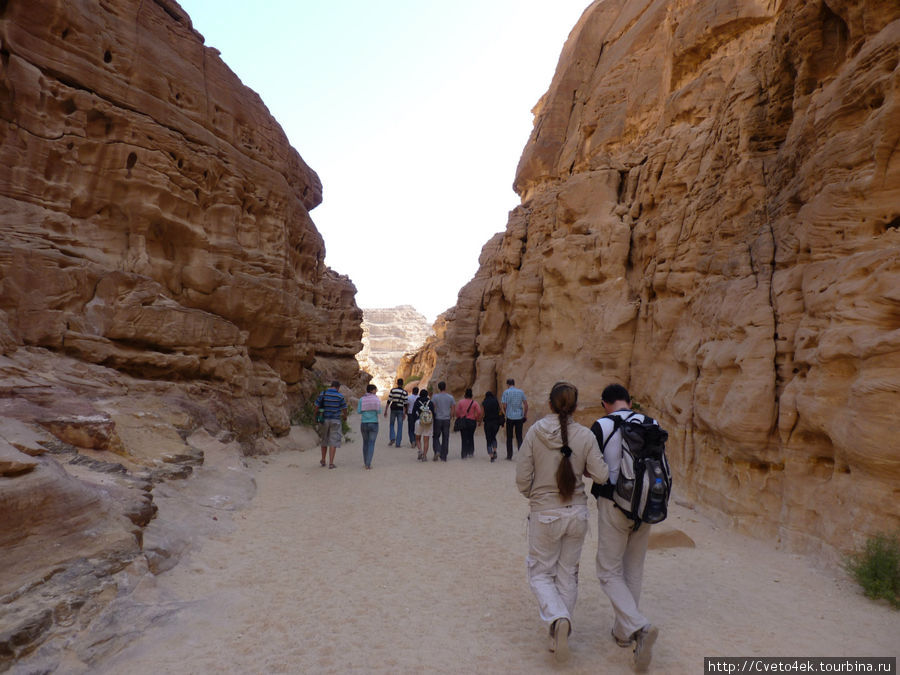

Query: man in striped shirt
left=316, top=380, right=347, bottom=468
left=384, top=378, right=408, bottom=446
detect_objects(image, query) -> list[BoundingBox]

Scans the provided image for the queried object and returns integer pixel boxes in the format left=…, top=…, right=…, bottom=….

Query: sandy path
left=97, top=415, right=898, bottom=674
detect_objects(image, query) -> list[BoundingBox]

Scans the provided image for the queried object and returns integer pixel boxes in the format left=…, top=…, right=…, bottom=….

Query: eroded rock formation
left=0, top=0, right=361, bottom=666
left=403, top=0, right=900, bottom=559
left=0, top=0, right=362, bottom=404
left=356, top=306, right=433, bottom=393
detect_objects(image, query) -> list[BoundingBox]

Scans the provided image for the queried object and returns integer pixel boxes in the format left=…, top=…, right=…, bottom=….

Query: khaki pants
left=595, top=497, right=651, bottom=640
left=526, top=504, right=590, bottom=625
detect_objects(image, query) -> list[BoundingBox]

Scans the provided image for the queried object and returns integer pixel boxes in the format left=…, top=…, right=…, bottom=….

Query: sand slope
left=94, top=416, right=898, bottom=674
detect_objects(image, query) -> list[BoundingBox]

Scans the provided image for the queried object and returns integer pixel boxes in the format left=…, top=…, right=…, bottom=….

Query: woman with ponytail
left=515, top=382, right=609, bottom=663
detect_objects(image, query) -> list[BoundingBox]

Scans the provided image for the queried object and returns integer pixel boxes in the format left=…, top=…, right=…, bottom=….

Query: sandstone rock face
left=399, top=311, right=454, bottom=393
left=408, top=0, right=900, bottom=559
left=0, top=0, right=363, bottom=408
left=356, top=306, right=433, bottom=394
left=0, top=0, right=362, bottom=666
left=0, top=346, right=321, bottom=670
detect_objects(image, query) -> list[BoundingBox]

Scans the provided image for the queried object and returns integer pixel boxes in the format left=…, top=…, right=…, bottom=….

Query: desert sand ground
left=94, top=413, right=897, bottom=674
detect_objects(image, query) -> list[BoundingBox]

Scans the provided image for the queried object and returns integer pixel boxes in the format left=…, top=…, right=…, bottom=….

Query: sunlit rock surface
left=356, top=306, right=433, bottom=394
left=406, top=0, right=900, bottom=559
left=0, top=0, right=361, bottom=667
left=0, top=0, right=362, bottom=399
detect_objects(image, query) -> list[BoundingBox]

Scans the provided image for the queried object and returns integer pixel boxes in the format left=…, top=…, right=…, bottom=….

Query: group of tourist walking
left=315, top=377, right=661, bottom=670
left=314, top=377, right=529, bottom=469
left=378, top=377, right=530, bottom=462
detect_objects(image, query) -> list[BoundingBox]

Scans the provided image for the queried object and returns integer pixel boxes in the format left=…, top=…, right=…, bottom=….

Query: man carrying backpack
left=590, top=384, right=667, bottom=673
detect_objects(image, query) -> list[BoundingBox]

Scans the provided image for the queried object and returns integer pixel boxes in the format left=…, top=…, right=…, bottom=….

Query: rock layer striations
left=0, top=0, right=362, bottom=413
left=0, top=0, right=361, bottom=665
left=356, top=306, right=433, bottom=394
left=405, top=0, right=900, bottom=558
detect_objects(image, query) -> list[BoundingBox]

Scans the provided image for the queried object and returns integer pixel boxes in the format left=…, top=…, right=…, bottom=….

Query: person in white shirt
left=589, top=383, right=659, bottom=672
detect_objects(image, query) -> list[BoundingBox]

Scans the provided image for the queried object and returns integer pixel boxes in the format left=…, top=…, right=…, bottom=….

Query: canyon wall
left=0, top=0, right=363, bottom=409
left=0, top=0, right=362, bottom=665
left=404, top=0, right=900, bottom=559
left=356, top=306, right=433, bottom=394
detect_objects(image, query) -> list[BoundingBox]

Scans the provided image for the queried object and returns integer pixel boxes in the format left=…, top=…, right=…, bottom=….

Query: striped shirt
left=316, top=388, right=347, bottom=419
left=387, top=387, right=408, bottom=411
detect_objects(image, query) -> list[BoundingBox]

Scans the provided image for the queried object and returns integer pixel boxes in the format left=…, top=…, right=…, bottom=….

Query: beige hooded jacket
left=516, top=414, right=609, bottom=512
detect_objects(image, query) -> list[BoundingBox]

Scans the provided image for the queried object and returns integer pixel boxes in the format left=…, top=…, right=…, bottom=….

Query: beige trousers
left=526, top=504, right=590, bottom=625
left=595, top=497, right=651, bottom=640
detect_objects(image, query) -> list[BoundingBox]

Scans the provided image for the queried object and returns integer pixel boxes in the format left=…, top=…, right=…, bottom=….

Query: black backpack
left=591, top=412, right=672, bottom=529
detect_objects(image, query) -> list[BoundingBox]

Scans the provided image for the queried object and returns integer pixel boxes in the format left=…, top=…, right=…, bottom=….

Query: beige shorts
left=319, top=418, right=342, bottom=447
left=415, top=420, right=433, bottom=436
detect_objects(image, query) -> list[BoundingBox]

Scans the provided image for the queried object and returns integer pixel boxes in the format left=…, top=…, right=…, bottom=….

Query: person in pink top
left=454, top=388, right=483, bottom=459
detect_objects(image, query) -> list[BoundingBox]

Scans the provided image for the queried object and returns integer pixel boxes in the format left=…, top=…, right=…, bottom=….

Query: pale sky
left=177, top=1, right=592, bottom=321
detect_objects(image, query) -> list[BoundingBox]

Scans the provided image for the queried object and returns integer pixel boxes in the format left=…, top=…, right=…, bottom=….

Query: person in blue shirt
left=315, top=380, right=347, bottom=469
left=501, top=378, right=529, bottom=460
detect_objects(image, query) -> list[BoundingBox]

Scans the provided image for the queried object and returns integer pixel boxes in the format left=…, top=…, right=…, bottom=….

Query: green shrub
left=291, top=378, right=325, bottom=427
left=290, top=379, right=353, bottom=442
left=845, top=532, right=900, bottom=609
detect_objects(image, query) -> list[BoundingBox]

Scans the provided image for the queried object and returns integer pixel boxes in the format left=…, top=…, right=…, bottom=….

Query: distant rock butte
left=356, top=306, right=433, bottom=394
left=401, top=0, right=900, bottom=560
left=0, top=0, right=363, bottom=666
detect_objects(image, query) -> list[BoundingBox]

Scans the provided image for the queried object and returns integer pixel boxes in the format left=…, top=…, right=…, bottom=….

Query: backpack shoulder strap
left=598, top=414, right=624, bottom=452
left=600, top=411, right=644, bottom=450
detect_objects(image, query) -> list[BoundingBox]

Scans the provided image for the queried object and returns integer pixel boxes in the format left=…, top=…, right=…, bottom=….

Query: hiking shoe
left=551, top=618, right=570, bottom=663
left=612, top=629, right=632, bottom=648
left=416, top=451, right=423, bottom=460
left=632, top=624, right=658, bottom=672
left=433, top=454, right=439, bottom=461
